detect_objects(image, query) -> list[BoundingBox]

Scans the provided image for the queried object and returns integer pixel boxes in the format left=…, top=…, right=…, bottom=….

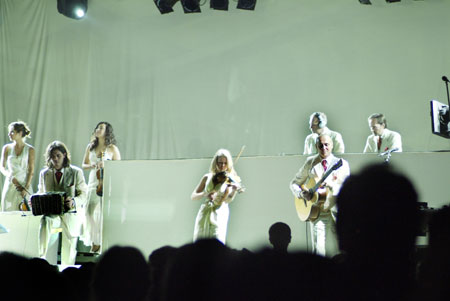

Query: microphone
left=443, top=76, right=449, bottom=82
left=379, top=147, right=399, bottom=156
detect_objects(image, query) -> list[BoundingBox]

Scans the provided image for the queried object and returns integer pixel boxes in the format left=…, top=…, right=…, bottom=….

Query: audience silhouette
left=335, top=163, right=420, bottom=301
left=91, top=245, right=150, bottom=301
left=268, top=222, right=292, bottom=253
left=1, top=163, right=449, bottom=301
left=416, top=205, right=450, bottom=301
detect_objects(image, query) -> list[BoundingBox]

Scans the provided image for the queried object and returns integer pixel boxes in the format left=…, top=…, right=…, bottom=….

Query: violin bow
left=234, top=145, right=246, bottom=165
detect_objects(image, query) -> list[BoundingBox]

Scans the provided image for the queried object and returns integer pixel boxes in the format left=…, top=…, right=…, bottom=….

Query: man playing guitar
left=290, top=134, right=350, bottom=257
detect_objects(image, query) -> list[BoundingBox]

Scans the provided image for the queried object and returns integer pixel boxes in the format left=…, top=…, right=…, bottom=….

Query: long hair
left=8, top=120, right=31, bottom=139
left=44, top=141, right=71, bottom=168
left=89, top=121, right=117, bottom=151
left=209, top=149, right=235, bottom=174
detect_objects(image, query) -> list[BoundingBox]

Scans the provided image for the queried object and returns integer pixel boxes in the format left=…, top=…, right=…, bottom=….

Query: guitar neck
left=309, top=159, right=342, bottom=193
left=310, top=169, right=332, bottom=192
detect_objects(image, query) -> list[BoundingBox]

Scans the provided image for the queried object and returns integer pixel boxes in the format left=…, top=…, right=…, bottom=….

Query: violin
left=19, top=197, right=30, bottom=211
left=96, top=151, right=104, bottom=197
left=17, top=185, right=31, bottom=211
left=226, top=174, right=246, bottom=194
left=214, top=172, right=245, bottom=194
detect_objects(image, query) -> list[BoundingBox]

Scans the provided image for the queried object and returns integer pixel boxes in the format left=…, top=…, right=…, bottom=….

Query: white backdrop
left=1, top=0, right=450, bottom=252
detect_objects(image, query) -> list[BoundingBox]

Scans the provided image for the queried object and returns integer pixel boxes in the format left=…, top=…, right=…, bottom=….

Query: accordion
left=30, top=192, right=69, bottom=216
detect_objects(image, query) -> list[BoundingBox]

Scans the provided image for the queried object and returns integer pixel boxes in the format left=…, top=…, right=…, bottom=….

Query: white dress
left=193, top=173, right=232, bottom=244
left=80, top=149, right=113, bottom=246
left=1, top=144, right=33, bottom=211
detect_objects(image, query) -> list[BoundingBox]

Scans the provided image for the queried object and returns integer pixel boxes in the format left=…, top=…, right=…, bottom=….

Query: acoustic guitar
left=294, top=159, right=343, bottom=222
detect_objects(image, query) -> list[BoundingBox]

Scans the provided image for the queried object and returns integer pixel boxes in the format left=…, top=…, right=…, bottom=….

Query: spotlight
left=154, top=0, right=179, bottom=14
left=359, top=0, right=372, bottom=4
left=57, top=0, right=87, bottom=20
left=211, top=0, right=228, bottom=10
left=237, top=0, right=256, bottom=10
left=181, top=0, right=201, bottom=13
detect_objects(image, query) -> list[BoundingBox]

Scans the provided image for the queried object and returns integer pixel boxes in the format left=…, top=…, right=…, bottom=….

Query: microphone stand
left=379, top=148, right=399, bottom=164
left=383, top=151, right=393, bottom=164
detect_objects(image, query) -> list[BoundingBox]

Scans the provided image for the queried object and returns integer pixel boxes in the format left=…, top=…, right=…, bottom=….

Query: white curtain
left=1, top=0, right=450, bottom=190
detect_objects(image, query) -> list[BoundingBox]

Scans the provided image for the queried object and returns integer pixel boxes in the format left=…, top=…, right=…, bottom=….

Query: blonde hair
left=209, top=149, right=234, bottom=174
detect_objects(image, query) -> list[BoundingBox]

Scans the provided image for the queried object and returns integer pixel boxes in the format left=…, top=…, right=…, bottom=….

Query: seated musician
left=290, top=134, right=350, bottom=257
left=37, top=141, right=87, bottom=265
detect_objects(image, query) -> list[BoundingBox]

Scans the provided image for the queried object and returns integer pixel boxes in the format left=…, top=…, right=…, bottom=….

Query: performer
left=191, top=149, right=243, bottom=244
left=363, top=113, right=402, bottom=153
left=0, top=121, right=35, bottom=211
left=81, top=122, right=120, bottom=253
left=38, top=141, right=87, bottom=265
left=291, top=134, right=350, bottom=257
left=303, top=112, right=345, bottom=155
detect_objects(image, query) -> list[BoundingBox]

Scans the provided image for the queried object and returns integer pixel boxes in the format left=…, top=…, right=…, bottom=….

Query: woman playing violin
left=191, top=148, right=243, bottom=244
left=0, top=121, right=35, bottom=211
left=81, top=122, right=120, bottom=253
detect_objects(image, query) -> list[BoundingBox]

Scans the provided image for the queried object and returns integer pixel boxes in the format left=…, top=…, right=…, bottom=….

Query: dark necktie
left=321, top=160, right=327, bottom=172
left=55, top=171, right=62, bottom=184
left=377, top=137, right=382, bottom=151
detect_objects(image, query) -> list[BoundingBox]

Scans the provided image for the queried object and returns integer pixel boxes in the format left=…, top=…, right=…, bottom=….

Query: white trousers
left=39, top=215, right=78, bottom=265
left=309, top=213, right=338, bottom=257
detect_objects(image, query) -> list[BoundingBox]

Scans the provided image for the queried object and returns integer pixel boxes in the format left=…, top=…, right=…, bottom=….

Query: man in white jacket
left=303, top=112, right=345, bottom=155
left=37, top=141, right=87, bottom=265
left=363, top=113, right=402, bottom=153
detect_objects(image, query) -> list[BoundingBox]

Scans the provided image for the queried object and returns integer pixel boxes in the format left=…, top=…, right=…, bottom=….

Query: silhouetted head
left=268, top=222, right=292, bottom=252
left=92, top=246, right=150, bottom=301
left=336, top=164, right=419, bottom=258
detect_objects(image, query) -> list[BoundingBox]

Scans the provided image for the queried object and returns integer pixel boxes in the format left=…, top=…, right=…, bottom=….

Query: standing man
left=303, top=112, right=345, bottom=155
left=291, top=134, right=350, bottom=257
left=363, top=113, right=402, bottom=153
left=37, top=141, right=87, bottom=265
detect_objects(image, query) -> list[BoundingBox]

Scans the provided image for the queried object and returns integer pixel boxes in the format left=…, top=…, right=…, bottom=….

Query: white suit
left=363, top=128, right=402, bottom=153
left=37, top=165, right=87, bottom=265
left=290, top=154, right=350, bottom=257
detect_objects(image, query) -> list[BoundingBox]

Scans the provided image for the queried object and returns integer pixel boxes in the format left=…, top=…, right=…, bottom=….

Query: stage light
left=181, top=0, right=201, bottom=13
left=154, top=0, right=179, bottom=14
left=211, top=0, right=228, bottom=10
left=57, top=0, right=87, bottom=20
left=237, top=0, right=256, bottom=10
left=359, top=0, right=372, bottom=4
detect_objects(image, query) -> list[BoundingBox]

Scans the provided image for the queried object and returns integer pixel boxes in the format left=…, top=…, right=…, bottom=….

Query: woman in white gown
left=191, top=149, right=243, bottom=244
left=1, top=121, right=35, bottom=211
left=81, top=122, right=121, bottom=253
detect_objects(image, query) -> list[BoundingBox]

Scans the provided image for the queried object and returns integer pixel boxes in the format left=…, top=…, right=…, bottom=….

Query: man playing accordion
left=37, top=141, right=87, bottom=265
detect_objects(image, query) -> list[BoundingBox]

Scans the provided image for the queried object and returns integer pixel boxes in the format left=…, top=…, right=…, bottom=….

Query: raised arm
left=82, top=144, right=96, bottom=170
